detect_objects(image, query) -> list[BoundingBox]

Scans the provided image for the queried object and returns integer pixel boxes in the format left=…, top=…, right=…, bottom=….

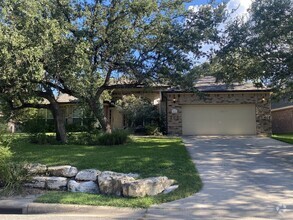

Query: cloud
left=226, top=0, right=252, bottom=21
left=188, top=5, right=200, bottom=13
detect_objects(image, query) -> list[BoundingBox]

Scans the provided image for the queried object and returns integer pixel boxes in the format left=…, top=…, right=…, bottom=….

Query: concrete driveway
left=146, top=136, right=293, bottom=219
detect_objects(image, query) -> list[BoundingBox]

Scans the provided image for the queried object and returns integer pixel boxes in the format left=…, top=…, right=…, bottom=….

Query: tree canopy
left=213, top=0, right=293, bottom=100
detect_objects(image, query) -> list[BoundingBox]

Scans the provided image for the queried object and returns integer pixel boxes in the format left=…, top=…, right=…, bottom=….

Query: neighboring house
left=41, top=76, right=272, bottom=135
left=271, top=100, right=293, bottom=134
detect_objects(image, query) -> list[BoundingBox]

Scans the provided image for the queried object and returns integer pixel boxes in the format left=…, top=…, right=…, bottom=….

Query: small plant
left=98, top=129, right=129, bottom=145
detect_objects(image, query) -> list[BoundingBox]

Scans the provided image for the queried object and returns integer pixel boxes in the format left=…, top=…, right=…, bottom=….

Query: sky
left=188, top=0, right=252, bottom=19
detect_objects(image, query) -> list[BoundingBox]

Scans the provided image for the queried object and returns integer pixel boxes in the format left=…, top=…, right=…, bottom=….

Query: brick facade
left=165, top=92, right=272, bottom=135
left=272, top=107, right=293, bottom=134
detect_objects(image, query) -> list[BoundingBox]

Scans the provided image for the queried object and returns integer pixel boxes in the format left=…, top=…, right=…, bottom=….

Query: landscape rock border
left=24, top=164, right=178, bottom=197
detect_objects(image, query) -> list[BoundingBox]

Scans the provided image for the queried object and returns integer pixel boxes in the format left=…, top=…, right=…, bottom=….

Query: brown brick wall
left=166, top=92, right=272, bottom=135
left=272, top=107, right=293, bottom=134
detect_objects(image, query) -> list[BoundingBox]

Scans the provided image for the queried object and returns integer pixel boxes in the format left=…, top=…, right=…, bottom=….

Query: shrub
left=68, top=130, right=128, bottom=146
left=0, top=146, right=13, bottom=167
left=98, top=130, right=129, bottom=145
left=29, top=133, right=59, bottom=145
left=116, top=95, right=160, bottom=128
left=0, top=146, right=13, bottom=187
left=0, top=146, right=30, bottom=195
left=145, top=125, right=162, bottom=136
left=0, top=120, right=30, bottom=194
left=0, top=121, right=14, bottom=147
left=68, top=131, right=100, bottom=145
left=22, top=117, right=54, bottom=133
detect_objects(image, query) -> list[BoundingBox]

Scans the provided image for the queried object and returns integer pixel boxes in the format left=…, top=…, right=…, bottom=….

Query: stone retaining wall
left=24, top=164, right=178, bottom=198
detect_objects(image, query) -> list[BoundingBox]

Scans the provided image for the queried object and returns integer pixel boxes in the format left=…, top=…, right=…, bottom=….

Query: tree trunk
left=89, top=100, right=111, bottom=133
left=50, top=102, right=67, bottom=143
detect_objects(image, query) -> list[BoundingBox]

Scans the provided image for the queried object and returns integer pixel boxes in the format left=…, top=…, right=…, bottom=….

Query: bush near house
left=27, top=129, right=129, bottom=146
left=68, top=130, right=129, bottom=146
left=98, top=130, right=129, bottom=145
left=116, top=95, right=164, bottom=134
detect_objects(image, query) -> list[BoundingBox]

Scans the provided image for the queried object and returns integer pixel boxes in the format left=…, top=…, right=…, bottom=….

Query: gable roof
left=164, top=76, right=270, bottom=93
left=43, top=94, right=78, bottom=104
left=194, top=76, right=269, bottom=92
left=55, top=94, right=78, bottom=103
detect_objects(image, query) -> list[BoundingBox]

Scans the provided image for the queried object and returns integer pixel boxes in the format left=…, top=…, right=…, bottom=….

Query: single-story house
left=271, top=100, right=293, bottom=134
left=40, top=76, right=272, bottom=135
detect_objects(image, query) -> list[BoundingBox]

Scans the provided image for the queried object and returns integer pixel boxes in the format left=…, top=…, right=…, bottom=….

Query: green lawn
left=11, top=136, right=202, bottom=208
left=272, top=134, right=293, bottom=144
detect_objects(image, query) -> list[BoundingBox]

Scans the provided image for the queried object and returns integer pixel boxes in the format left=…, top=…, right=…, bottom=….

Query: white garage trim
left=182, top=104, right=256, bottom=135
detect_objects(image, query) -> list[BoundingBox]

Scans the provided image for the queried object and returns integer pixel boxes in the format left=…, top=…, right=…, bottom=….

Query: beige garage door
left=182, top=105, right=256, bottom=135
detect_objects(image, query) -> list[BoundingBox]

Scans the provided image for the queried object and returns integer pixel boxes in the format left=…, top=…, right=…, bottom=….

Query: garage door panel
left=182, top=105, right=256, bottom=135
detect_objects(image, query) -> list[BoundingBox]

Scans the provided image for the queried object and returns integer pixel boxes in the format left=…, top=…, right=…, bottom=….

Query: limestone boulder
left=163, top=185, right=179, bottom=194
left=75, top=169, right=101, bottom=181
left=100, top=171, right=139, bottom=179
left=122, top=176, right=175, bottom=197
left=47, top=165, right=78, bottom=177
left=25, top=176, right=47, bottom=188
left=25, top=176, right=68, bottom=190
left=46, top=177, right=68, bottom=190
left=24, top=163, right=47, bottom=175
left=68, top=180, right=99, bottom=194
left=98, top=171, right=137, bottom=196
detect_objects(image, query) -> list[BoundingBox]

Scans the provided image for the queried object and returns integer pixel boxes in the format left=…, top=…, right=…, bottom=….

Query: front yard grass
left=272, top=134, right=293, bottom=144
left=11, top=136, right=202, bottom=208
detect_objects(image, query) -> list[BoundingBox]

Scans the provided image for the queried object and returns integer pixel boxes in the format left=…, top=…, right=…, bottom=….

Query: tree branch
left=5, top=99, right=50, bottom=111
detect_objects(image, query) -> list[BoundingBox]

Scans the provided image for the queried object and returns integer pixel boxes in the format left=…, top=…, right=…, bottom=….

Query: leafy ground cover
left=10, top=136, right=202, bottom=208
left=272, top=134, right=293, bottom=144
